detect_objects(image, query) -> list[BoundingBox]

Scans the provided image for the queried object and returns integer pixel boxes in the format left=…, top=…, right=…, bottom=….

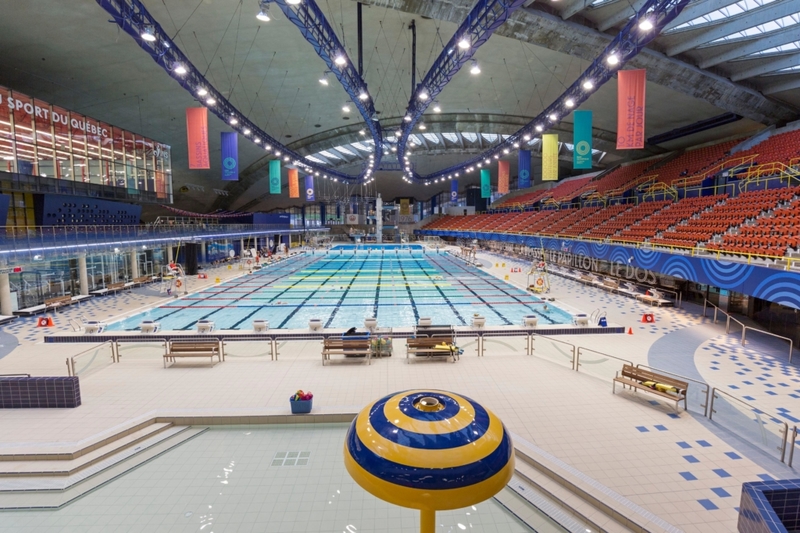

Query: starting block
left=641, top=313, right=655, bottom=323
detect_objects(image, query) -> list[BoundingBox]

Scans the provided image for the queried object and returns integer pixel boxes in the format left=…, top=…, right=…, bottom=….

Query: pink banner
left=497, top=160, right=509, bottom=194
left=186, top=107, right=210, bottom=169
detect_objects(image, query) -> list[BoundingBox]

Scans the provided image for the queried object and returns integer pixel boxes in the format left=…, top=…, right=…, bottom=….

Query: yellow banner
left=542, top=134, right=559, bottom=182
left=400, top=198, right=410, bottom=216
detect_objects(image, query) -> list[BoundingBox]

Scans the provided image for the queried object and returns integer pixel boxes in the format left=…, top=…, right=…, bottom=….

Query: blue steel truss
left=413, top=0, right=692, bottom=182
left=268, top=0, right=383, bottom=172
left=397, top=0, right=526, bottom=166
left=95, top=0, right=363, bottom=182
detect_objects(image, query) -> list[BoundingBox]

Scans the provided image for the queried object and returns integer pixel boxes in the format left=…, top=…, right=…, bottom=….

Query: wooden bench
left=44, top=295, right=74, bottom=312
left=636, top=293, right=673, bottom=307
left=407, top=326, right=459, bottom=362
left=133, top=275, right=152, bottom=286
left=164, top=340, right=223, bottom=368
left=322, top=338, right=372, bottom=365
left=612, top=364, right=687, bottom=411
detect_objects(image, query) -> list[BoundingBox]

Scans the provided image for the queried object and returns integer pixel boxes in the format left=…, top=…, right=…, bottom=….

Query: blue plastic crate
left=290, top=399, right=313, bottom=414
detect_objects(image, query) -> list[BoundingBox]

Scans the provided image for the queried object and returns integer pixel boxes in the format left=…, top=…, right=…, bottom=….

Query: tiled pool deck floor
left=0, top=248, right=797, bottom=532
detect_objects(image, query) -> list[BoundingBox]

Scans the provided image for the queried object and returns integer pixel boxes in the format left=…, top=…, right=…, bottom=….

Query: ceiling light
left=419, top=123, right=426, bottom=130
left=395, top=129, right=402, bottom=137
left=418, top=89, right=429, bottom=100
left=342, top=103, right=351, bottom=112
left=433, top=103, right=441, bottom=113
left=503, top=148, right=509, bottom=154
left=359, top=129, right=366, bottom=135
left=470, top=60, right=481, bottom=75
left=549, top=113, right=558, bottom=121
left=229, top=117, right=238, bottom=125
left=582, top=80, right=594, bottom=90
left=494, top=154, right=499, bottom=159
left=639, top=18, right=654, bottom=31
left=358, top=90, right=369, bottom=100
left=243, top=128, right=251, bottom=135
left=457, top=36, right=471, bottom=50
left=607, top=53, right=619, bottom=66
left=174, top=63, right=187, bottom=75
left=141, top=26, right=157, bottom=42
left=477, top=162, right=482, bottom=167
left=535, top=125, right=543, bottom=132
left=319, top=72, right=329, bottom=85
left=513, top=142, right=519, bottom=148
left=287, top=0, right=301, bottom=4
left=404, top=115, right=411, bottom=122
left=565, top=98, right=575, bottom=108
left=523, top=134, right=531, bottom=141
left=256, top=4, right=270, bottom=21
left=196, top=87, right=208, bottom=97
left=254, top=138, right=261, bottom=143
left=334, top=54, right=347, bottom=66
left=484, top=159, right=490, bottom=164
left=275, top=151, right=281, bottom=156
left=283, top=156, right=290, bottom=161
left=391, top=146, right=397, bottom=152
left=206, top=97, right=216, bottom=106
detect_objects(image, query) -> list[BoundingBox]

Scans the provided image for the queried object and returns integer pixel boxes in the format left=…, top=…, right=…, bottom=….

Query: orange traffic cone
left=627, top=327, right=633, bottom=335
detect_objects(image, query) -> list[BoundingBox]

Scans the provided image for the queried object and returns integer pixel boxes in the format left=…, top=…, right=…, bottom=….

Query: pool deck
left=0, top=246, right=798, bottom=532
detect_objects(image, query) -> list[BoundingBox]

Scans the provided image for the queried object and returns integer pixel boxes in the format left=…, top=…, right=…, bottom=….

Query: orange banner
left=288, top=168, right=299, bottom=198
left=616, top=69, right=646, bottom=150
left=497, top=160, right=509, bottom=194
left=185, top=107, right=210, bottom=169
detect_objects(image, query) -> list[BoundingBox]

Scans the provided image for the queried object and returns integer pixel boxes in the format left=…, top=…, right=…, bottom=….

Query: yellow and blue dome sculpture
left=344, top=389, right=514, bottom=533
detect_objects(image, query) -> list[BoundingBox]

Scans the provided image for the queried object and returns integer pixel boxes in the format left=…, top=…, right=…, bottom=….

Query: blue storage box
left=290, top=399, right=313, bottom=414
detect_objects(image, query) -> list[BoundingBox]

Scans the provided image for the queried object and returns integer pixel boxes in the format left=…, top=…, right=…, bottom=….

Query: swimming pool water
left=107, top=250, right=574, bottom=331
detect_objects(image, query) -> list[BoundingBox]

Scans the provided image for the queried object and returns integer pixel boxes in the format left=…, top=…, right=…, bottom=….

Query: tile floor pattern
left=0, top=248, right=797, bottom=533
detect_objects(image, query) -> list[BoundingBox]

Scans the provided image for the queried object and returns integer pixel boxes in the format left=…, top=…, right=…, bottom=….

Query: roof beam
left=762, top=75, right=800, bottom=94
left=666, top=0, right=800, bottom=56
left=662, top=0, right=742, bottom=32
left=560, top=0, right=597, bottom=20
left=597, top=0, right=649, bottom=31
left=730, top=51, right=800, bottom=80
left=699, top=25, right=800, bottom=67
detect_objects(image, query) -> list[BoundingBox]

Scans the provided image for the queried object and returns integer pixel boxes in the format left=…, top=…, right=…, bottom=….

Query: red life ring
left=536, top=278, right=544, bottom=286
left=645, top=314, right=654, bottom=323
left=175, top=279, right=182, bottom=288
left=38, top=317, right=48, bottom=327
left=246, top=259, right=252, bottom=265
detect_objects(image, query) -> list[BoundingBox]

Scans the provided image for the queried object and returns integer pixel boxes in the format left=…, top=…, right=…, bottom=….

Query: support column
left=376, top=194, right=383, bottom=244
left=167, top=245, right=174, bottom=264
left=201, top=241, right=207, bottom=264
left=78, top=253, right=89, bottom=296
left=240, top=238, right=245, bottom=257
left=129, top=250, right=139, bottom=280
left=0, top=273, right=12, bottom=316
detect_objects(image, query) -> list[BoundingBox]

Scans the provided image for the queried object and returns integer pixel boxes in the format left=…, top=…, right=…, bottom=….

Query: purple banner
left=221, top=132, right=238, bottom=181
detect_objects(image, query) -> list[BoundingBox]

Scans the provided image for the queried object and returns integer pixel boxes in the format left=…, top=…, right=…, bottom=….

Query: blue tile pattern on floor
left=679, top=471, right=697, bottom=481
left=713, top=468, right=732, bottom=478
left=697, top=499, right=719, bottom=510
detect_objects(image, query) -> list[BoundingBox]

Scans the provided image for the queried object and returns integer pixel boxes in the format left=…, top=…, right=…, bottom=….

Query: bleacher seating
left=616, top=196, right=724, bottom=243
left=563, top=204, right=628, bottom=237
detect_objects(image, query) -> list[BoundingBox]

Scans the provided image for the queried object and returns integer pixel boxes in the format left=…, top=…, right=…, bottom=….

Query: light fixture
left=503, top=148, right=509, bottom=154
left=549, top=113, right=558, bottom=121
left=607, top=53, right=619, bottom=66
left=513, top=142, right=519, bottom=148
left=254, top=138, right=261, bottom=143
left=141, top=26, right=156, bottom=42
left=582, top=80, right=594, bottom=90
left=565, top=98, right=575, bottom=108
left=334, top=54, right=347, bottom=66
left=639, top=18, right=654, bottom=31
left=206, top=97, right=216, bottom=106
left=391, top=146, right=397, bottom=152
left=230, top=117, right=238, bottom=125
left=359, top=129, right=366, bottom=135
left=433, top=102, right=441, bottom=113
left=494, top=154, right=499, bottom=159
left=287, top=0, right=301, bottom=4
left=243, top=128, right=251, bottom=135
left=358, top=90, right=369, bottom=100
left=419, top=123, right=427, bottom=130
left=418, top=88, right=429, bottom=100
left=535, top=125, right=543, bottom=132
left=196, top=87, right=208, bottom=97
left=457, top=36, right=471, bottom=50
left=484, top=159, right=490, bottom=164
left=523, top=134, right=531, bottom=141
left=275, top=151, right=281, bottom=156
left=470, top=60, right=481, bottom=75
left=283, top=156, right=290, bottom=161
left=342, top=103, right=351, bottom=113
left=256, top=3, right=270, bottom=21
left=319, top=72, right=329, bottom=85
left=174, top=63, right=187, bottom=75
left=404, top=115, right=411, bottom=122
left=395, top=129, right=402, bottom=137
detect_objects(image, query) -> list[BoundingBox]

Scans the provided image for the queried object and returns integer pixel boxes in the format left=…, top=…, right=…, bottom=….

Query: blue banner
left=450, top=179, right=458, bottom=203
left=573, top=110, right=593, bottom=170
left=305, top=175, right=315, bottom=201
left=518, top=150, right=531, bottom=189
left=221, top=132, right=238, bottom=181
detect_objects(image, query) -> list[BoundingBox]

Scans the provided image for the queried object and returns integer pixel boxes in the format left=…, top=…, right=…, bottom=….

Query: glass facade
left=0, top=84, right=171, bottom=201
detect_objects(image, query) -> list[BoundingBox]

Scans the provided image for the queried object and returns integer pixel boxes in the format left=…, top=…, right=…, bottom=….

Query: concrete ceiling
left=0, top=0, right=795, bottom=216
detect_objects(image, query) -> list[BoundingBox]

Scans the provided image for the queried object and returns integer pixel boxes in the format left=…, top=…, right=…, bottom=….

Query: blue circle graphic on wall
left=223, top=157, right=236, bottom=170
left=519, top=170, right=529, bottom=179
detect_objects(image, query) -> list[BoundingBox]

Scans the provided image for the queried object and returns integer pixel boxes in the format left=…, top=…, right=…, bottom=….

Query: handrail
left=702, top=299, right=745, bottom=334
left=635, top=363, right=710, bottom=416
left=575, top=346, right=633, bottom=373
left=0, top=373, right=31, bottom=377
left=673, top=154, right=758, bottom=189
left=67, top=340, right=116, bottom=376
left=709, top=387, right=789, bottom=463
left=530, top=333, right=577, bottom=369
left=789, top=426, right=797, bottom=468
left=742, top=327, right=794, bottom=363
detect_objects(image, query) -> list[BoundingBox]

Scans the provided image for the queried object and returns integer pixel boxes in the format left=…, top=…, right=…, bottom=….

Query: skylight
left=305, top=155, right=326, bottom=163
left=318, top=150, right=341, bottom=160
left=422, top=133, right=440, bottom=144
left=670, top=0, right=778, bottom=32
left=482, top=133, right=498, bottom=142
left=462, top=132, right=478, bottom=142
left=351, top=142, right=372, bottom=152
left=408, top=134, right=422, bottom=145
left=442, top=133, right=459, bottom=143
left=709, top=12, right=800, bottom=43
left=334, top=146, right=356, bottom=156
left=748, top=40, right=800, bottom=56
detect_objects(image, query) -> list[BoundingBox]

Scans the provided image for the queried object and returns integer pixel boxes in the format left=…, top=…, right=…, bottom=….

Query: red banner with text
left=616, top=69, right=646, bottom=150
left=497, top=160, right=509, bottom=194
left=288, top=168, right=299, bottom=198
left=186, top=108, right=210, bottom=169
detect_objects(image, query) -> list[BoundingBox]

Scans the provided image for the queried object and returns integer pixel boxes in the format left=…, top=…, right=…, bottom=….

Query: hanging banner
left=288, top=168, right=299, bottom=198
left=400, top=198, right=410, bottom=216
left=186, top=108, right=210, bottom=169
left=617, top=69, right=646, bottom=150
left=269, top=160, right=281, bottom=194
left=573, top=110, right=593, bottom=169
left=450, top=179, right=458, bottom=203
left=542, top=134, right=559, bottom=182
left=518, top=149, right=531, bottom=189
left=305, top=175, right=315, bottom=201
left=220, top=132, right=238, bottom=181
left=480, top=169, right=491, bottom=198
left=498, top=161, right=510, bottom=194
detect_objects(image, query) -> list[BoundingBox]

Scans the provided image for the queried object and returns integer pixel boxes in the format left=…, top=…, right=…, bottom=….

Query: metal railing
left=636, top=363, right=710, bottom=417
left=703, top=299, right=794, bottom=362
left=789, top=426, right=798, bottom=468
left=66, top=341, right=116, bottom=377
left=527, top=333, right=576, bottom=369
left=702, top=299, right=746, bottom=334
left=742, top=327, right=794, bottom=363
left=575, top=347, right=633, bottom=380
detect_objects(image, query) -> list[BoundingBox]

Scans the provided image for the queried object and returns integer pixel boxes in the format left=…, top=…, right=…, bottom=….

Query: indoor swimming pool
left=106, top=247, right=574, bottom=331
left=0, top=424, right=569, bottom=532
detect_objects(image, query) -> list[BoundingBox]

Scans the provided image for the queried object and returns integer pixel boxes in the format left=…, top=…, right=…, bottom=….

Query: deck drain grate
left=271, top=451, right=310, bottom=466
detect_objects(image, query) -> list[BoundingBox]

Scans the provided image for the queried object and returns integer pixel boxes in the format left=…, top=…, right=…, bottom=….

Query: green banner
left=573, top=110, right=593, bottom=170
left=269, top=160, right=281, bottom=194
left=480, top=169, right=491, bottom=198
